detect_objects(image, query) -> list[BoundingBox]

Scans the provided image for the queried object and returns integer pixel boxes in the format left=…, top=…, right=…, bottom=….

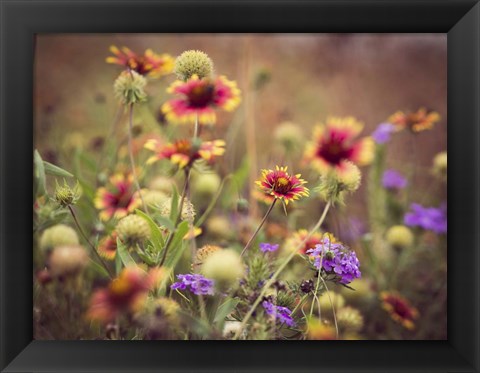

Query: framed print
left=1, top=0, right=479, bottom=372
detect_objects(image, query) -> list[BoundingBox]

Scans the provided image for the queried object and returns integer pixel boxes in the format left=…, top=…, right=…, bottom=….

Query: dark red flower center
left=187, top=82, right=216, bottom=108
left=127, top=57, right=149, bottom=75
left=388, top=296, right=414, bottom=320
left=273, top=176, right=293, bottom=194
left=317, top=138, right=354, bottom=165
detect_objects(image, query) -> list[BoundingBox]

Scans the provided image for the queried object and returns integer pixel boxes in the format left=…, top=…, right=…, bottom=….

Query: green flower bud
left=386, top=225, right=414, bottom=250
left=192, top=173, right=221, bottom=196
left=201, top=249, right=244, bottom=289
left=54, top=180, right=80, bottom=207
left=116, top=214, right=151, bottom=246
left=39, top=224, right=79, bottom=252
left=114, top=70, right=147, bottom=105
left=174, top=50, right=214, bottom=81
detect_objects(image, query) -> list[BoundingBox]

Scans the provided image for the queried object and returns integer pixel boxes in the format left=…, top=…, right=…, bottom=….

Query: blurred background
left=34, top=34, right=447, bottom=340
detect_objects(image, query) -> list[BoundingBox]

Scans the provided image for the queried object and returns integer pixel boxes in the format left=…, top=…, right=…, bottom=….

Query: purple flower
left=262, top=300, right=296, bottom=327
left=372, top=122, right=396, bottom=144
left=259, top=242, right=279, bottom=253
left=382, top=169, right=407, bottom=190
left=306, top=237, right=361, bottom=285
left=171, top=274, right=215, bottom=295
left=404, top=203, right=447, bottom=234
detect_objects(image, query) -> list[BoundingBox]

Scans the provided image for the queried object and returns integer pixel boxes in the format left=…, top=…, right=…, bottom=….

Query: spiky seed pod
left=159, top=197, right=196, bottom=223
left=116, top=214, right=151, bottom=246
left=337, top=306, right=364, bottom=333
left=386, top=225, right=414, bottom=250
left=317, top=162, right=361, bottom=204
left=192, top=245, right=222, bottom=271
left=113, top=70, right=147, bottom=105
left=174, top=50, right=214, bottom=81
left=54, top=180, right=80, bottom=207
left=142, top=189, right=169, bottom=208
left=154, top=297, right=181, bottom=326
left=201, top=249, right=244, bottom=289
left=48, top=245, right=89, bottom=277
left=39, top=224, right=79, bottom=252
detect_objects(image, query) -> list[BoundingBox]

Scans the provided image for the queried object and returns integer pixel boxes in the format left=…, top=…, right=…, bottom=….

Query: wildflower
left=255, top=166, right=309, bottom=205
left=158, top=197, right=196, bottom=223
left=97, top=232, right=118, bottom=260
left=380, top=291, right=419, bottom=330
left=307, top=318, right=336, bottom=340
left=317, top=161, right=362, bottom=203
left=262, top=300, right=296, bottom=327
left=113, top=70, right=147, bottom=105
left=389, top=108, right=440, bottom=133
left=274, top=121, right=304, bottom=151
left=116, top=214, right=151, bottom=246
left=145, top=138, right=225, bottom=169
left=404, top=203, right=447, bottom=234
left=284, top=229, right=326, bottom=254
left=304, top=116, right=374, bottom=174
left=48, top=245, right=89, bottom=278
left=87, top=267, right=162, bottom=323
left=94, top=173, right=141, bottom=221
left=192, top=244, right=222, bottom=271
left=206, top=215, right=232, bottom=239
left=192, top=172, right=221, bottom=195
left=162, top=75, right=241, bottom=125
left=201, top=249, right=245, bottom=288
left=54, top=180, right=80, bottom=207
left=174, top=50, right=214, bottom=81
left=382, top=169, right=407, bottom=191
left=106, top=45, right=174, bottom=77
left=259, top=242, right=279, bottom=253
left=372, top=122, right=396, bottom=144
left=39, top=224, right=79, bottom=252
left=432, top=151, right=447, bottom=181
left=306, top=236, right=361, bottom=285
left=386, top=225, right=414, bottom=250
left=171, top=273, right=215, bottom=296
left=337, top=306, right=364, bottom=333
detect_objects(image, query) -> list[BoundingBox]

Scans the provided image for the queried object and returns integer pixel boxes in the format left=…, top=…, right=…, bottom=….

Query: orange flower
left=94, top=174, right=141, bottom=221
left=106, top=45, right=174, bottom=78
left=144, top=138, right=225, bottom=169
left=162, top=75, right=241, bottom=125
left=87, top=267, right=163, bottom=324
left=255, top=166, right=309, bottom=205
left=380, top=291, right=419, bottom=330
left=304, top=117, right=374, bottom=174
left=388, top=108, right=440, bottom=133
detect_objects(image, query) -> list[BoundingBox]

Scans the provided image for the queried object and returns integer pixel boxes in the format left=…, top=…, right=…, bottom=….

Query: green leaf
left=115, top=249, right=123, bottom=275
left=155, top=215, right=175, bottom=232
left=34, top=150, right=46, bottom=197
left=43, top=161, right=74, bottom=178
left=88, top=258, right=110, bottom=278
left=116, top=237, right=137, bottom=267
left=164, top=221, right=189, bottom=269
left=214, top=297, right=240, bottom=325
left=135, top=209, right=165, bottom=252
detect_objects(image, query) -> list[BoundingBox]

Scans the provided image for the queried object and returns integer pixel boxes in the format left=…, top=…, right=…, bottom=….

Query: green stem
left=67, top=205, right=113, bottom=278
left=233, top=201, right=332, bottom=340
left=240, top=199, right=277, bottom=257
left=195, top=174, right=234, bottom=228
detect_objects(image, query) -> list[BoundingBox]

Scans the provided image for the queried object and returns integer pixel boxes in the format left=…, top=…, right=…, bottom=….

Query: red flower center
left=187, top=82, right=215, bottom=108
left=387, top=296, right=414, bottom=320
left=317, top=138, right=354, bottom=165
left=273, top=176, right=293, bottom=195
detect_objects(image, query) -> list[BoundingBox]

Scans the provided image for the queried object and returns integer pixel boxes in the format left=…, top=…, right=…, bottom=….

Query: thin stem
left=240, top=199, right=277, bottom=257
left=67, top=206, right=113, bottom=278
left=233, top=201, right=332, bottom=340
left=159, top=169, right=190, bottom=266
left=127, top=103, right=148, bottom=213
left=318, top=276, right=339, bottom=339
left=195, top=174, right=234, bottom=228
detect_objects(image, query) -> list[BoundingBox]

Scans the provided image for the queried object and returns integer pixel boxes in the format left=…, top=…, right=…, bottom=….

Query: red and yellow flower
left=162, top=75, right=241, bottom=125
left=144, top=138, right=226, bottom=169
left=87, top=267, right=163, bottom=324
left=388, top=108, right=440, bottom=133
left=106, top=45, right=174, bottom=78
left=97, top=232, right=118, bottom=260
left=255, top=166, right=309, bottom=205
left=94, top=174, right=141, bottom=221
left=304, top=117, right=374, bottom=175
left=380, top=291, right=419, bottom=330
left=284, top=229, right=335, bottom=254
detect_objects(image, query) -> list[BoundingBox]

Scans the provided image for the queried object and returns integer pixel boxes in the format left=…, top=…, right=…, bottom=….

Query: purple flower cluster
left=306, top=238, right=361, bottom=285
left=262, top=300, right=296, bottom=327
left=171, top=274, right=215, bottom=295
left=382, top=169, right=407, bottom=190
left=372, top=123, right=396, bottom=144
left=404, top=203, right=447, bottom=234
left=259, top=242, right=279, bottom=253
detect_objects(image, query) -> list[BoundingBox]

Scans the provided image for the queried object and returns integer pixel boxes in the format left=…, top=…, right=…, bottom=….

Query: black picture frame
left=1, top=0, right=479, bottom=372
